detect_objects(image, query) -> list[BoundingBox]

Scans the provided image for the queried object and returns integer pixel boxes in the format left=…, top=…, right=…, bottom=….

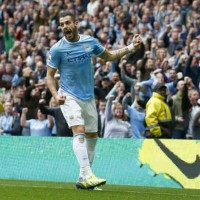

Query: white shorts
left=58, top=89, right=98, bottom=133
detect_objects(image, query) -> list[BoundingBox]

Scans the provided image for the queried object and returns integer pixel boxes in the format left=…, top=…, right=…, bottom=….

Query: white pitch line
left=0, top=183, right=200, bottom=198
left=0, top=183, right=65, bottom=189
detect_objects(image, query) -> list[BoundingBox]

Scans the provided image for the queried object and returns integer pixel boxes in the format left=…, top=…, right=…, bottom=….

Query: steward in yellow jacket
left=144, top=83, right=172, bottom=138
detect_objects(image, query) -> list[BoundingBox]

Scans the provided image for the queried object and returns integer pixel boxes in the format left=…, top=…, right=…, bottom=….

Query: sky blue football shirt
left=47, top=34, right=105, bottom=101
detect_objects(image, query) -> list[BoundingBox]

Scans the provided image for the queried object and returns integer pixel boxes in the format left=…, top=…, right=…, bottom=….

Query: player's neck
left=65, top=34, right=80, bottom=43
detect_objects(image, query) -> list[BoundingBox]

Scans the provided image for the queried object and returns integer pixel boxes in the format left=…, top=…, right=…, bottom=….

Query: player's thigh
left=82, top=99, right=98, bottom=133
left=60, top=96, right=84, bottom=128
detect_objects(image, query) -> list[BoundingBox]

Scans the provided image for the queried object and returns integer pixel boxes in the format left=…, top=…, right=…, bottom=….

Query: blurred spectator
left=186, top=0, right=200, bottom=30
left=183, top=40, right=200, bottom=89
left=3, top=16, right=15, bottom=54
left=106, top=81, right=126, bottom=103
left=110, top=72, right=120, bottom=87
left=38, top=98, right=73, bottom=137
left=118, top=59, right=138, bottom=101
left=180, top=0, right=191, bottom=26
left=34, top=61, right=47, bottom=83
left=154, top=0, right=171, bottom=25
left=87, top=0, right=99, bottom=17
left=20, top=107, right=53, bottom=136
left=23, top=85, right=40, bottom=119
left=186, top=89, right=200, bottom=139
left=171, top=80, right=186, bottom=139
left=192, top=109, right=200, bottom=140
left=0, top=24, right=5, bottom=52
left=12, top=85, right=25, bottom=115
left=0, top=101, right=3, bottom=114
left=2, top=61, right=15, bottom=81
left=0, top=101, right=21, bottom=136
left=122, top=90, right=146, bottom=139
left=104, top=95, right=132, bottom=138
left=138, top=14, right=153, bottom=31
left=32, top=3, right=49, bottom=35
left=95, top=76, right=112, bottom=100
left=97, top=98, right=107, bottom=137
left=165, top=27, right=184, bottom=56
left=175, top=54, right=189, bottom=74
left=21, top=83, right=42, bottom=136
left=139, top=53, right=155, bottom=81
left=94, top=60, right=111, bottom=80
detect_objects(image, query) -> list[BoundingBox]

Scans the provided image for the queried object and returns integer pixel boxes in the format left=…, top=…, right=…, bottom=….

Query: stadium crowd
left=0, top=0, right=200, bottom=139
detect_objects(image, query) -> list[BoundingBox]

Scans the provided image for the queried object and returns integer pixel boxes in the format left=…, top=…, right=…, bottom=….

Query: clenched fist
left=127, top=34, right=142, bottom=52
left=132, top=34, right=142, bottom=50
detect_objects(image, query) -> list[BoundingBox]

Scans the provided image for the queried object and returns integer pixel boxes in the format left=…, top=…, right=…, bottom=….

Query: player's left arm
left=99, top=34, right=142, bottom=61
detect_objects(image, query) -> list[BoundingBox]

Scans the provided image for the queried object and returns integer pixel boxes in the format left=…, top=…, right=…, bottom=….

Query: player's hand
left=55, top=95, right=66, bottom=105
left=132, top=34, right=142, bottom=49
left=127, top=34, right=142, bottom=52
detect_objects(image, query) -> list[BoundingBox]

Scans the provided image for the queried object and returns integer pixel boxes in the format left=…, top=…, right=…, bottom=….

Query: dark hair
left=59, top=11, right=76, bottom=21
left=137, top=98, right=148, bottom=109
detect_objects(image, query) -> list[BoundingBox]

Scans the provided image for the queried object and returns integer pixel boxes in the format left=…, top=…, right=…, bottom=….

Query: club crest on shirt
left=69, top=115, right=74, bottom=120
left=84, top=44, right=91, bottom=51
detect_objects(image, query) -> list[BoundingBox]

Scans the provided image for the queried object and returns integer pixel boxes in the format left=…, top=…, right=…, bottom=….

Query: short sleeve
left=47, top=46, right=60, bottom=69
left=93, top=38, right=105, bottom=57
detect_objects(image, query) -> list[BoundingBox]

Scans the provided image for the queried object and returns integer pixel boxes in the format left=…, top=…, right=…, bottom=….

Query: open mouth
left=64, top=29, right=72, bottom=37
left=65, top=30, right=71, bottom=34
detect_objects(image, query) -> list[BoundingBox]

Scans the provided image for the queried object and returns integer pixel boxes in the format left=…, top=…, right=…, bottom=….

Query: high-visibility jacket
left=145, top=92, right=172, bottom=137
left=0, top=102, right=3, bottom=114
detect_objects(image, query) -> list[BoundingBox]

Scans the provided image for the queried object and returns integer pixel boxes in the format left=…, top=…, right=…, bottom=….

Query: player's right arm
left=47, top=67, right=66, bottom=105
left=47, top=67, right=57, bottom=98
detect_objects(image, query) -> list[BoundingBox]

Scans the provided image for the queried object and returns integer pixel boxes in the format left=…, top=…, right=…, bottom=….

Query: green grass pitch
left=0, top=179, right=200, bottom=200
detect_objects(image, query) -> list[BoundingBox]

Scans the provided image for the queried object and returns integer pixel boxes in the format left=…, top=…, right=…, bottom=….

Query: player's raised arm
left=99, top=34, right=142, bottom=61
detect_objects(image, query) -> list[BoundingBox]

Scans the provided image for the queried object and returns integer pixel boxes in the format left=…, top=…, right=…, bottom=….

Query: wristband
left=127, top=43, right=135, bottom=53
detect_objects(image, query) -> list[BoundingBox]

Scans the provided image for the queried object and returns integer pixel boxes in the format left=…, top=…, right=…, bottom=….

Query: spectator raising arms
left=122, top=91, right=146, bottom=139
left=20, top=107, right=54, bottom=136
left=38, top=98, right=73, bottom=137
left=104, top=95, right=132, bottom=138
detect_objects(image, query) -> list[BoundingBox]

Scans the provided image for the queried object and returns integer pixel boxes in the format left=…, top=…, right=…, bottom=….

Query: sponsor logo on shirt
left=66, top=52, right=92, bottom=64
left=69, top=115, right=74, bottom=120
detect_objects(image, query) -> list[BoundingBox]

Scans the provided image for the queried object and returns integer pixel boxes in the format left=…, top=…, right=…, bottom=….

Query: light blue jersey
left=47, top=34, right=105, bottom=101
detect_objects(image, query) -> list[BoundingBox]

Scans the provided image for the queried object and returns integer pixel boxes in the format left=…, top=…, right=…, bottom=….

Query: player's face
left=59, top=15, right=79, bottom=42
